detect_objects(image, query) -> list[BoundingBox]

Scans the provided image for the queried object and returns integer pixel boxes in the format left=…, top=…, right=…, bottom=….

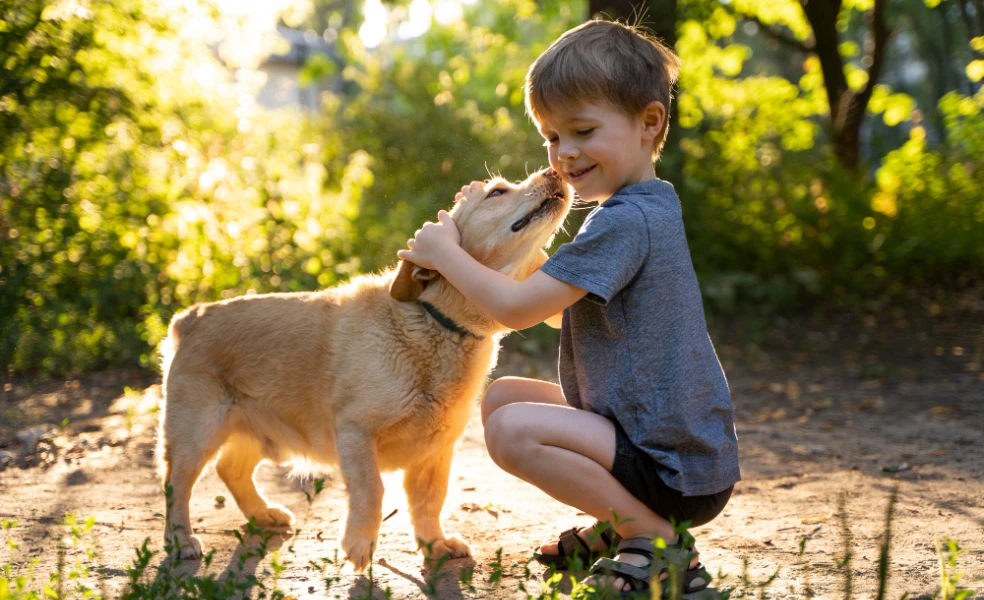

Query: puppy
left=156, top=168, right=571, bottom=568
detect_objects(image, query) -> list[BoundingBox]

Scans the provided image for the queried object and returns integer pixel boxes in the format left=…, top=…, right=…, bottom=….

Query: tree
left=727, top=0, right=891, bottom=171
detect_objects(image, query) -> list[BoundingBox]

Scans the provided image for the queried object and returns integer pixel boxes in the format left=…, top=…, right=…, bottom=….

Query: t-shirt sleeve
left=540, top=201, right=649, bottom=305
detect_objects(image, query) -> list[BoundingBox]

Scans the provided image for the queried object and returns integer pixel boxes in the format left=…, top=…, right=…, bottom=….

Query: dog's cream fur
left=157, top=169, right=571, bottom=568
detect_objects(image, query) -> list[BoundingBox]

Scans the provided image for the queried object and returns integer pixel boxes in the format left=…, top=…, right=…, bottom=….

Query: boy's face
left=536, top=101, right=657, bottom=203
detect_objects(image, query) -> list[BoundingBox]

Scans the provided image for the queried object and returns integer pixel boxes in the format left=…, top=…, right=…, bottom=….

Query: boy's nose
left=558, top=145, right=578, bottom=161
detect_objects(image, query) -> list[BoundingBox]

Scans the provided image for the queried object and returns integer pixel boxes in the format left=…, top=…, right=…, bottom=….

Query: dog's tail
left=156, top=304, right=204, bottom=484
left=159, top=305, right=203, bottom=375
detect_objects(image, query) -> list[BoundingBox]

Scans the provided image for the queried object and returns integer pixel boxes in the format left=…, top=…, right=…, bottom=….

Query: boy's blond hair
left=525, top=19, right=682, bottom=160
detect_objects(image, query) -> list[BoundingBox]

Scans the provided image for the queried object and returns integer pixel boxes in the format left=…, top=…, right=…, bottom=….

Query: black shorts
left=611, top=423, right=733, bottom=528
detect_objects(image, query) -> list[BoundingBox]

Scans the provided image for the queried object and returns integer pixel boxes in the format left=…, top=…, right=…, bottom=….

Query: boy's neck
left=597, top=166, right=658, bottom=203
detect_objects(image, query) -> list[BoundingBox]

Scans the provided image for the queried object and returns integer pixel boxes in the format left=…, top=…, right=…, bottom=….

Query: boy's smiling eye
left=576, top=128, right=595, bottom=136
left=486, top=188, right=508, bottom=198
left=543, top=137, right=559, bottom=147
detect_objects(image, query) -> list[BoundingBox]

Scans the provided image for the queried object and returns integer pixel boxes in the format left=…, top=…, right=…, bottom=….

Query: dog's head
left=391, top=168, right=572, bottom=302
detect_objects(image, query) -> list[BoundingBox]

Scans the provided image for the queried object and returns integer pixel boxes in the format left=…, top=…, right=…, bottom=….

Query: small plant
left=487, top=547, right=505, bottom=584
left=2, top=487, right=978, bottom=599
left=875, top=487, right=898, bottom=600
left=420, top=539, right=452, bottom=597
left=837, top=493, right=855, bottom=600
left=934, top=536, right=977, bottom=600
left=458, top=562, right=476, bottom=594
left=308, top=551, right=343, bottom=596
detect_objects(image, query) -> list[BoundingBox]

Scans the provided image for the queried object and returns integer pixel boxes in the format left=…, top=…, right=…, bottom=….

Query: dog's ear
left=389, top=260, right=438, bottom=302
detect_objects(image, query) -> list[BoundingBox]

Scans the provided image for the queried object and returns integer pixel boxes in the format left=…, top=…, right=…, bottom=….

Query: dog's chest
left=374, top=341, right=495, bottom=467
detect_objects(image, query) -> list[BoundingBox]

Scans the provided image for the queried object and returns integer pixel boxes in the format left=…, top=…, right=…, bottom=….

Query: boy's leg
left=480, top=376, right=569, bottom=425
left=483, top=378, right=611, bottom=556
left=485, top=402, right=696, bottom=591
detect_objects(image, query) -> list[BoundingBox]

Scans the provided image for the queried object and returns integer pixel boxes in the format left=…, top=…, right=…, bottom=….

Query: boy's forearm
left=432, top=244, right=526, bottom=329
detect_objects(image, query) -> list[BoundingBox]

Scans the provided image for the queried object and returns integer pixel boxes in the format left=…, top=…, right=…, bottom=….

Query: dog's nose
left=544, top=168, right=561, bottom=180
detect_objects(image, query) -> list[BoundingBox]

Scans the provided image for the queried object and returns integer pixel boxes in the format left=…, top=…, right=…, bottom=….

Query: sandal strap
left=684, top=562, right=712, bottom=592
left=557, top=527, right=590, bottom=557
left=616, top=536, right=659, bottom=555
left=588, top=557, right=651, bottom=591
left=589, top=521, right=621, bottom=549
left=616, top=536, right=700, bottom=579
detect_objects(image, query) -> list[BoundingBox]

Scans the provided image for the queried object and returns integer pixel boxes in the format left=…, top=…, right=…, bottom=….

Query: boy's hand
left=454, top=181, right=485, bottom=202
left=397, top=210, right=460, bottom=270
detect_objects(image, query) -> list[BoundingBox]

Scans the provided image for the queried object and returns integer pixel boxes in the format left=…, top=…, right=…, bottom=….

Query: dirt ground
left=2, top=305, right=983, bottom=599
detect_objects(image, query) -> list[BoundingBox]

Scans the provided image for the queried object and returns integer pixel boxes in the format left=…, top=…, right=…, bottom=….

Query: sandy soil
left=1, top=309, right=983, bottom=599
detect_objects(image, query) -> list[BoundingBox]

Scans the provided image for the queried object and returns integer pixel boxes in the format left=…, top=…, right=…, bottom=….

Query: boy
left=398, top=19, right=739, bottom=596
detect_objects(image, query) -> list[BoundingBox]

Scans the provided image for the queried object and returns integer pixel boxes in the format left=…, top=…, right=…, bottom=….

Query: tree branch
left=800, top=0, right=848, bottom=125
left=852, top=0, right=891, bottom=121
left=833, top=0, right=891, bottom=169
left=742, top=13, right=815, bottom=54
left=956, top=0, right=981, bottom=44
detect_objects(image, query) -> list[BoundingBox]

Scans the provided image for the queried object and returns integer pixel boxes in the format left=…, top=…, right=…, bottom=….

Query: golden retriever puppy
left=156, top=168, right=571, bottom=568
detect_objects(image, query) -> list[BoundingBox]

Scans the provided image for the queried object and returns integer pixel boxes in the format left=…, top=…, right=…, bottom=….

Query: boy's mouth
left=566, top=164, right=596, bottom=182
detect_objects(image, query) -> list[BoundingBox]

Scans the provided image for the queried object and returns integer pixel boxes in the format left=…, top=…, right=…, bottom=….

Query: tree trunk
left=800, top=0, right=890, bottom=171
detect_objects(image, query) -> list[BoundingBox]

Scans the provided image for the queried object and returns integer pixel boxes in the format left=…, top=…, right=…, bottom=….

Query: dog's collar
left=420, top=301, right=484, bottom=340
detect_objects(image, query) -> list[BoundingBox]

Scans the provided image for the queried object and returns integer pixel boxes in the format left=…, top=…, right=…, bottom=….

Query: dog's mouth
left=510, top=192, right=565, bottom=233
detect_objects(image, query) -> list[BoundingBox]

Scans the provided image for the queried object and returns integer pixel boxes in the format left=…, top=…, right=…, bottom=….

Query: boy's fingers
left=406, top=238, right=415, bottom=248
left=437, top=210, right=452, bottom=224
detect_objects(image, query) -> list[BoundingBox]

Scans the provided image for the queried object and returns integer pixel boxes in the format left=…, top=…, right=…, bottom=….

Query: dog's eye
left=486, top=188, right=507, bottom=199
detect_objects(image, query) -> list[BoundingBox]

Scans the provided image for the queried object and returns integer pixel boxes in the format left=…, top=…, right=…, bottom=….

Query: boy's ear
left=390, top=260, right=438, bottom=302
left=640, top=100, right=666, bottom=142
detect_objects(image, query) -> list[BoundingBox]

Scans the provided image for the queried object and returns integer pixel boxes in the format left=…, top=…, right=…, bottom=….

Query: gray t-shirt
left=539, top=178, right=740, bottom=497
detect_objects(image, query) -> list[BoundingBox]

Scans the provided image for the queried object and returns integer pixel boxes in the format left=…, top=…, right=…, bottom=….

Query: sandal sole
left=679, top=587, right=722, bottom=600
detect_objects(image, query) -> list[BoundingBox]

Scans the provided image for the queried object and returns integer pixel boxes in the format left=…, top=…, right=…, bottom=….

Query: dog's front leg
left=403, top=445, right=471, bottom=560
left=336, top=426, right=384, bottom=571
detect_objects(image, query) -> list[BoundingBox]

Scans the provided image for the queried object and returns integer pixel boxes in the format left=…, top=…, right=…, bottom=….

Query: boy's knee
left=480, top=377, right=516, bottom=426
left=483, top=407, right=526, bottom=470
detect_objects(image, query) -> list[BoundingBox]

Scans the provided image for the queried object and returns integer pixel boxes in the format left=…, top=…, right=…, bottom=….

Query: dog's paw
left=423, top=535, right=471, bottom=560
left=169, top=533, right=204, bottom=560
left=251, top=505, right=295, bottom=529
left=342, top=535, right=376, bottom=572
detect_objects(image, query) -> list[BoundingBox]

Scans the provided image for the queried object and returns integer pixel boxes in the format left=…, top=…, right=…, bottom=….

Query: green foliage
left=0, top=0, right=366, bottom=375
left=672, top=11, right=984, bottom=312
left=0, top=498, right=979, bottom=599
left=333, top=0, right=584, bottom=273
left=935, top=537, right=977, bottom=600
left=2, top=0, right=983, bottom=375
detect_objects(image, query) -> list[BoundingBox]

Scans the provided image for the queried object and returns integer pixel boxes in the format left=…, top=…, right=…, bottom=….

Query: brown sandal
left=532, top=521, right=622, bottom=569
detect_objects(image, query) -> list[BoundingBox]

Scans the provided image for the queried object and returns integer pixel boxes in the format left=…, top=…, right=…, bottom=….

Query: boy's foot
left=584, top=535, right=703, bottom=594
left=538, top=526, right=607, bottom=555
left=534, top=522, right=619, bottom=568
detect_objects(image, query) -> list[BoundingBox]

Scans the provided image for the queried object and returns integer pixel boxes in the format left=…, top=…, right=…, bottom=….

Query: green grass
left=0, top=488, right=978, bottom=599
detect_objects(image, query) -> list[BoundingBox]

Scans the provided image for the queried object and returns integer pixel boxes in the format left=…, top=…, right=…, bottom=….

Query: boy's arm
left=416, top=242, right=585, bottom=331
left=397, top=211, right=585, bottom=330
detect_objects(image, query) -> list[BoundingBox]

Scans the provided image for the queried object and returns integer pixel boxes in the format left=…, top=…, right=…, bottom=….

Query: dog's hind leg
left=160, top=374, right=230, bottom=559
left=215, top=433, right=295, bottom=529
left=403, top=445, right=471, bottom=560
